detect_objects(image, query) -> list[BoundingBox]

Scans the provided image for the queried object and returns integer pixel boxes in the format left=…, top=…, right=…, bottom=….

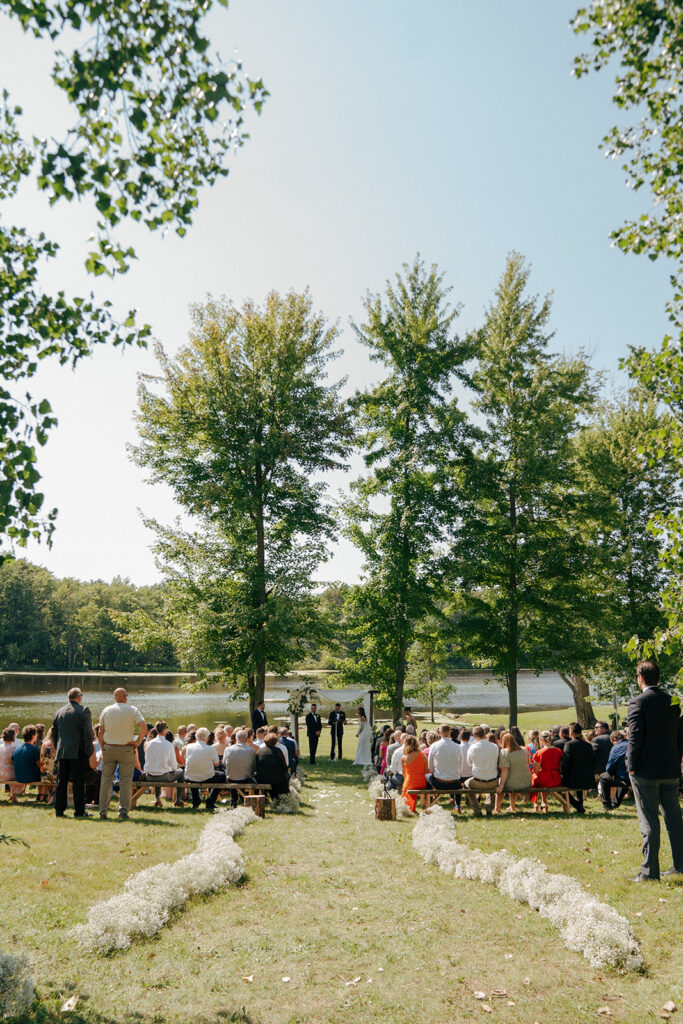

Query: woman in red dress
left=531, top=731, right=569, bottom=813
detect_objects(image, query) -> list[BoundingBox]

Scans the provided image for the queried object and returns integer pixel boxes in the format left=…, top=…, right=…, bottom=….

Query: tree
left=405, top=616, right=453, bottom=723
left=342, top=257, right=470, bottom=723
left=450, top=253, right=598, bottom=728
left=0, top=0, right=266, bottom=554
left=131, top=290, right=350, bottom=710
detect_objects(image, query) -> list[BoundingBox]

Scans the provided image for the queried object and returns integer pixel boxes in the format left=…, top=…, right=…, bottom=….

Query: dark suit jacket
left=305, top=712, right=321, bottom=735
left=254, top=745, right=289, bottom=796
left=51, top=700, right=94, bottom=760
left=591, top=733, right=611, bottom=774
left=251, top=707, right=268, bottom=731
left=627, top=686, right=682, bottom=778
left=328, top=710, right=346, bottom=735
left=561, top=737, right=595, bottom=789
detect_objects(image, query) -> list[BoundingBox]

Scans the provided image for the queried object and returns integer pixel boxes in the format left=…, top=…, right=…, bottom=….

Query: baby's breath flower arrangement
left=0, top=949, right=34, bottom=1017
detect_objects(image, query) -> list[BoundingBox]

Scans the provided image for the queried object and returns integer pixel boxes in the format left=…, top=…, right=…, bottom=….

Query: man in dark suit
left=627, top=660, right=683, bottom=881
left=560, top=723, right=595, bottom=813
left=251, top=700, right=268, bottom=732
left=305, top=703, right=322, bottom=765
left=51, top=686, right=94, bottom=818
left=591, top=721, right=612, bottom=775
left=328, top=704, right=346, bottom=760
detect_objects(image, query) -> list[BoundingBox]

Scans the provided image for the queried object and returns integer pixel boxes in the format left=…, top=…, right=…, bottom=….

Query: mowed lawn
left=0, top=741, right=681, bottom=1024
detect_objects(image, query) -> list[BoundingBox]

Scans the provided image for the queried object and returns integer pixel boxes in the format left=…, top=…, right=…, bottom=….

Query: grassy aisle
left=0, top=762, right=681, bottom=1024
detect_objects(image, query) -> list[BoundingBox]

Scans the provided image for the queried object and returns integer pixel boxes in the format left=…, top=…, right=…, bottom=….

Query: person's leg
left=206, top=773, right=224, bottom=809
left=631, top=774, right=662, bottom=878
left=658, top=778, right=683, bottom=872
left=55, top=758, right=71, bottom=816
left=330, top=732, right=335, bottom=760
left=597, top=773, right=613, bottom=810
left=189, top=782, right=201, bottom=808
left=338, top=733, right=343, bottom=760
left=463, top=778, right=482, bottom=816
left=72, top=756, right=86, bottom=816
left=117, top=746, right=136, bottom=818
left=309, top=734, right=318, bottom=765
left=99, top=747, right=118, bottom=817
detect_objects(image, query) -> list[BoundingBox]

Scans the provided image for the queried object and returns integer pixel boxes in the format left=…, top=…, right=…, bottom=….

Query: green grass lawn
left=0, top=752, right=681, bottom=1024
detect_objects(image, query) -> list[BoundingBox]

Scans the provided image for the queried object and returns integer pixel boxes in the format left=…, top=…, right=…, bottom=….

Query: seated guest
left=385, top=729, right=404, bottom=770
left=532, top=731, right=569, bottom=812
left=378, top=726, right=392, bottom=773
left=0, top=727, right=19, bottom=802
left=183, top=727, right=222, bottom=811
left=254, top=727, right=267, bottom=748
left=255, top=731, right=289, bottom=797
left=224, top=728, right=257, bottom=807
left=214, top=727, right=228, bottom=759
left=244, top=728, right=258, bottom=751
left=560, top=723, right=595, bottom=813
left=39, top=731, right=58, bottom=804
left=401, top=735, right=428, bottom=812
left=174, top=725, right=187, bottom=759
left=553, top=726, right=571, bottom=749
left=598, top=730, right=630, bottom=810
left=279, top=727, right=298, bottom=773
left=495, top=731, right=532, bottom=812
left=427, top=724, right=462, bottom=792
left=84, top=725, right=103, bottom=806
left=12, top=725, right=42, bottom=796
left=463, top=726, right=499, bottom=816
left=273, top=727, right=290, bottom=770
left=143, top=720, right=185, bottom=806
left=591, top=721, right=612, bottom=775
left=385, top=736, right=406, bottom=791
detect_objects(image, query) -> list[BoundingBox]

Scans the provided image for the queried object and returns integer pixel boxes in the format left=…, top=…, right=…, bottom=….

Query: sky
left=0, top=1, right=673, bottom=586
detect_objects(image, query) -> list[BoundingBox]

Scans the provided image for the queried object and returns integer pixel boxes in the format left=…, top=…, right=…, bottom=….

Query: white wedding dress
left=353, top=720, right=373, bottom=766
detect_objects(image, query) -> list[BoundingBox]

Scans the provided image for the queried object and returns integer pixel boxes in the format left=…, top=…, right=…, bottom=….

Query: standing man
left=98, top=688, right=147, bottom=821
left=251, top=700, right=268, bottom=732
left=305, top=703, right=322, bottom=765
left=51, top=687, right=94, bottom=818
left=627, top=660, right=683, bottom=881
left=328, top=703, right=346, bottom=761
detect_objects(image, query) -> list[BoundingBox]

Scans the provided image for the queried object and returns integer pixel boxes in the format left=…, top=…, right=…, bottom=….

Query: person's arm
left=427, top=744, right=436, bottom=772
left=627, top=698, right=643, bottom=774
left=82, top=707, right=94, bottom=756
left=131, top=716, right=148, bottom=748
left=51, top=716, right=59, bottom=748
left=497, top=766, right=508, bottom=793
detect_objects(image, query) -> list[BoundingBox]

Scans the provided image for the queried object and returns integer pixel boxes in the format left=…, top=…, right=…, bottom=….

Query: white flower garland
left=413, top=806, right=643, bottom=971
left=361, top=764, right=414, bottom=819
left=271, top=768, right=306, bottom=813
left=0, top=950, right=34, bottom=1017
left=71, top=806, right=257, bottom=953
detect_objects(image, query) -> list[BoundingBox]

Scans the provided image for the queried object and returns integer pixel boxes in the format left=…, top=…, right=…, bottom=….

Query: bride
left=353, top=710, right=373, bottom=766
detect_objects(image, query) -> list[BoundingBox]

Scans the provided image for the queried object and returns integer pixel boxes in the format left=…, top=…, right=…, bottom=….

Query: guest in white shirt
left=463, top=726, right=500, bottom=817
left=143, top=721, right=184, bottom=806
left=184, top=727, right=222, bottom=810
left=458, top=729, right=473, bottom=779
left=254, top=727, right=267, bottom=748
left=386, top=739, right=406, bottom=791
left=427, top=725, right=463, bottom=790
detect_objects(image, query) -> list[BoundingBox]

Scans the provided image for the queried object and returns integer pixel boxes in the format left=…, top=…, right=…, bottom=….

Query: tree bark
left=506, top=669, right=518, bottom=730
left=558, top=672, right=596, bottom=728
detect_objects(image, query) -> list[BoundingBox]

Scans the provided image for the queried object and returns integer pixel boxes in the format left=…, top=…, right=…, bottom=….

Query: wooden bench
left=129, top=780, right=272, bottom=816
left=406, top=786, right=595, bottom=812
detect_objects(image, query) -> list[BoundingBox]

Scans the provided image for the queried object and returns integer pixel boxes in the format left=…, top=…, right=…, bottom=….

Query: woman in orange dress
left=401, top=735, right=428, bottom=812
left=531, top=730, right=569, bottom=813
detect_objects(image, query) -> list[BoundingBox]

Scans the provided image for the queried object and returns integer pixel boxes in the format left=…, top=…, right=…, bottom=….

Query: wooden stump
left=375, top=796, right=396, bottom=821
left=245, top=794, right=266, bottom=818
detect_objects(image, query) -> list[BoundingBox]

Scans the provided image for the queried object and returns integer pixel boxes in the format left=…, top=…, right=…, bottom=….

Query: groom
left=328, top=703, right=346, bottom=761
left=305, top=703, right=322, bottom=765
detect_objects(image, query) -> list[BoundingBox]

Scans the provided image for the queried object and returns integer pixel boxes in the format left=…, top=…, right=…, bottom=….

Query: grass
left=0, top=749, right=681, bottom=1024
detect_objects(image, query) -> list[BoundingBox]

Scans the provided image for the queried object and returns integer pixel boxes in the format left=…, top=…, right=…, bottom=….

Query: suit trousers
left=308, top=733, right=319, bottom=764
left=330, top=732, right=343, bottom=760
left=55, top=756, right=86, bottom=816
left=143, top=768, right=184, bottom=801
left=631, top=775, right=683, bottom=878
left=100, top=744, right=136, bottom=817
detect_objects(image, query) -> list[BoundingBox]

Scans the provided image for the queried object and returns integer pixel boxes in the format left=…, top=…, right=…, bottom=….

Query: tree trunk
left=506, top=669, right=518, bottom=730
left=430, top=690, right=435, bottom=723
left=558, top=672, right=596, bottom=728
left=507, top=490, right=519, bottom=730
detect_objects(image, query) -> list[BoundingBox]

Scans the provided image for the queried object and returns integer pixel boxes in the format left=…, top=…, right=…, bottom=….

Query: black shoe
left=662, top=868, right=683, bottom=878
left=55, top=812, right=65, bottom=818
left=74, top=812, right=91, bottom=818
left=629, top=873, right=658, bottom=882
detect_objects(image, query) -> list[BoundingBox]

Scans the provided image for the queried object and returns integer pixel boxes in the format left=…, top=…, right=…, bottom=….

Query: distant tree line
left=0, top=560, right=177, bottom=671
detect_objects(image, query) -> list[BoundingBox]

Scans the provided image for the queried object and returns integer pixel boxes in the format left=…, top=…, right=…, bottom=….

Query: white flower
left=272, top=787, right=301, bottom=814
left=0, top=950, right=34, bottom=1017
left=71, top=807, right=257, bottom=953
left=412, top=807, right=643, bottom=971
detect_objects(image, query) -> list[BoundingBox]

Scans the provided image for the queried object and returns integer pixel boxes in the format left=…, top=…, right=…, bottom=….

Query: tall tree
left=342, top=257, right=470, bottom=723
left=405, top=616, right=453, bottom=723
left=131, top=290, right=349, bottom=710
left=0, top=0, right=266, bottom=554
left=450, top=253, right=598, bottom=728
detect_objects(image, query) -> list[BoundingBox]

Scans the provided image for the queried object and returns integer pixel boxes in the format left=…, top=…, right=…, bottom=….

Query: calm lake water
left=0, top=669, right=579, bottom=732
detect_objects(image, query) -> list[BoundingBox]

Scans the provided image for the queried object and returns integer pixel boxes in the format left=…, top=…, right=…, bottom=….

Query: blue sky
left=0, top=1, right=673, bottom=584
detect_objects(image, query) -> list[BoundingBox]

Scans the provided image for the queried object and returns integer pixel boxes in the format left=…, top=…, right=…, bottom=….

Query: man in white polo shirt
left=428, top=724, right=463, bottom=791
left=184, top=727, right=222, bottom=810
left=143, top=720, right=184, bottom=807
left=98, top=688, right=147, bottom=820
left=464, top=725, right=500, bottom=817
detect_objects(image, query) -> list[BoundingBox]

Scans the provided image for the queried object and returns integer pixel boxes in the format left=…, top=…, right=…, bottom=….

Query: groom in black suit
left=328, top=703, right=346, bottom=760
left=251, top=700, right=268, bottom=732
left=51, top=686, right=94, bottom=818
left=305, top=703, right=322, bottom=765
left=627, top=660, right=683, bottom=881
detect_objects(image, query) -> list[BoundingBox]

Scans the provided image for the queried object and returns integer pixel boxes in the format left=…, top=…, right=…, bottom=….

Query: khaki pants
left=100, top=744, right=136, bottom=817
left=464, top=776, right=497, bottom=815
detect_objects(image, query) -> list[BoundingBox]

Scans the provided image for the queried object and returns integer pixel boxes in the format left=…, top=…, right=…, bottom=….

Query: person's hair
left=501, top=731, right=520, bottom=752
left=215, top=727, right=226, bottom=741
left=460, top=728, right=471, bottom=742
left=585, top=728, right=595, bottom=742
left=472, top=726, right=485, bottom=739
left=187, top=723, right=197, bottom=731
left=359, top=711, right=366, bottom=721
left=440, top=724, right=451, bottom=736
left=540, top=730, right=552, bottom=741
left=147, top=728, right=157, bottom=741
left=311, top=703, right=317, bottom=708
left=419, top=729, right=428, bottom=741
left=510, top=726, right=525, bottom=747
left=335, top=703, right=341, bottom=708
left=426, top=730, right=439, bottom=745
left=450, top=726, right=460, bottom=740
left=246, top=728, right=254, bottom=739
left=21, top=725, right=36, bottom=742
left=196, top=727, right=210, bottom=742
left=155, top=720, right=167, bottom=733
left=402, top=735, right=419, bottom=754
left=165, top=730, right=174, bottom=743
left=571, top=723, right=582, bottom=736
left=403, top=706, right=411, bottom=713
left=480, top=723, right=490, bottom=735
left=177, top=724, right=186, bottom=734
left=405, top=723, right=416, bottom=735
left=278, top=726, right=288, bottom=735
left=68, top=687, right=82, bottom=701
left=2, top=727, right=15, bottom=742
left=235, top=728, right=248, bottom=743
left=637, top=659, right=660, bottom=687
left=525, top=729, right=539, bottom=745
left=550, top=724, right=560, bottom=736
left=256, top=727, right=266, bottom=737
left=597, top=721, right=610, bottom=732
left=560, top=726, right=570, bottom=738
left=206, top=731, right=215, bottom=745
left=35, top=723, right=45, bottom=739
left=258, top=700, right=265, bottom=707
left=610, top=730, right=624, bottom=742
left=264, top=732, right=279, bottom=748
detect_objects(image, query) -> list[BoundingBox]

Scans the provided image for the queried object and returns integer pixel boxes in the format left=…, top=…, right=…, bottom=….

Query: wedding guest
left=427, top=724, right=462, bottom=792
left=184, top=727, right=222, bottom=810
left=464, top=726, right=499, bottom=817
left=495, top=731, right=532, bottom=812
left=598, top=730, right=630, bottom=810
left=255, top=731, right=289, bottom=796
left=531, top=731, right=569, bottom=813
left=52, top=687, right=95, bottom=818
left=143, top=721, right=184, bottom=806
left=401, top=734, right=428, bottom=812
left=591, top=721, right=612, bottom=775
left=39, top=731, right=57, bottom=804
left=560, top=723, right=595, bottom=813
left=98, top=687, right=146, bottom=821
left=214, top=727, right=228, bottom=759
left=224, top=728, right=257, bottom=807
left=0, top=727, right=19, bottom=803
left=13, top=725, right=42, bottom=795
left=385, top=729, right=404, bottom=768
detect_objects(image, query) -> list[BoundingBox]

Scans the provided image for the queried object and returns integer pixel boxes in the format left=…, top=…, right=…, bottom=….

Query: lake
left=0, top=669, right=581, bottom=732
